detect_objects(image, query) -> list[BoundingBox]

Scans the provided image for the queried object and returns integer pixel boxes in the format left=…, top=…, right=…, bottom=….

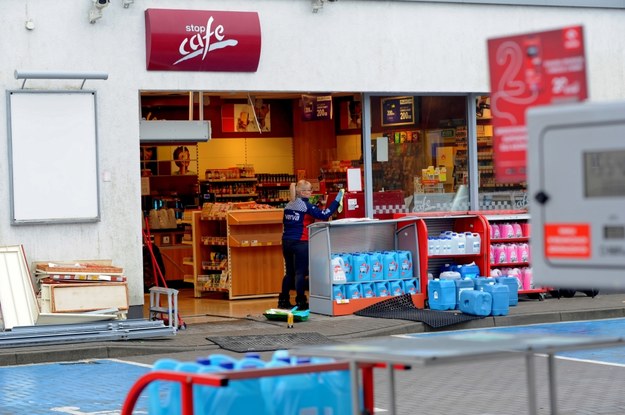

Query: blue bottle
left=481, top=282, right=510, bottom=316
left=272, top=358, right=340, bottom=415
left=369, top=251, right=384, bottom=281
left=352, top=252, right=371, bottom=282
left=148, top=358, right=180, bottom=415
left=496, top=276, right=519, bottom=306
left=428, top=279, right=456, bottom=310
left=195, top=359, right=227, bottom=415
left=205, top=356, right=270, bottom=415
left=398, top=250, right=413, bottom=279
left=454, top=278, right=475, bottom=310
left=459, top=289, right=492, bottom=316
left=382, top=251, right=399, bottom=280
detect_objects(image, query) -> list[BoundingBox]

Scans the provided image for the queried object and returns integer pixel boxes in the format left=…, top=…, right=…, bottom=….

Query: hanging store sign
left=300, top=95, right=333, bottom=121
left=145, top=9, right=261, bottom=72
left=487, top=25, right=587, bottom=183
left=381, top=96, right=415, bottom=127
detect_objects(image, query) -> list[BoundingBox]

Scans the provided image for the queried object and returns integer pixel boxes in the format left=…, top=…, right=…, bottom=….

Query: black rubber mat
left=354, top=294, right=484, bottom=329
left=206, top=332, right=339, bottom=353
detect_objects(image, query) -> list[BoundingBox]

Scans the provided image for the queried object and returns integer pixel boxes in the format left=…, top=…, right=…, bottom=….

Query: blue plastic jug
left=345, top=283, right=362, bottom=299
left=148, top=358, right=181, bottom=415
left=205, top=358, right=270, bottom=415
left=427, top=279, right=455, bottom=310
left=338, top=253, right=354, bottom=282
left=374, top=281, right=389, bottom=297
left=333, top=284, right=345, bottom=301
left=398, top=250, right=413, bottom=279
left=382, top=251, right=399, bottom=280
left=459, top=290, right=492, bottom=316
left=361, top=282, right=375, bottom=298
left=403, top=278, right=418, bottom=295
left=352, top=252, right=371, bottom=282
left=458, top=263, right=480, bottom=279
left=454, top=278, right=475, bottom=310
left=272, top=361, right=341, bottom=415
left=481, top=283, right=510, bottom=316
left=389, top=280, right=405, bottom=296
left=369, top=251, right=384, bottom=281
left=474, top=276, right=494, bottom=292
left=495, top=276, right=519, bottom=306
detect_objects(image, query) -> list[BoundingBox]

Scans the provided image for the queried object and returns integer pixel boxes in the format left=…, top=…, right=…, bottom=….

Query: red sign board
left=145, top=9, right=261, bottom=72
left=487, top=25, right=587, bottom=183
left=544, top=223, right=591, bottom=259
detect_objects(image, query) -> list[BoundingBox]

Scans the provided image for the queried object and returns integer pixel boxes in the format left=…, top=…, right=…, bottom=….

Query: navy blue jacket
left=282, top=197, right=340, bottom=241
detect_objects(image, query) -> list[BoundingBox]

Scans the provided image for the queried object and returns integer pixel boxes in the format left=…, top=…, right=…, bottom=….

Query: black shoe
left=295, top=295, right=309, bottom=311
left=277, top=293, right=294, bottom=309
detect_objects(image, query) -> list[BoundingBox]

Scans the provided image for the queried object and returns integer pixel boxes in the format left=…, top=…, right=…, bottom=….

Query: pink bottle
left=490, top=245, right=495, bottom=264
left=517, top=243, right=530, bottom=263
left=505, top=244, right=518, bottom=263
left=512, top=223, right=523, bottom=238
left=500, top=223, right=515, bottom=239
left=494, top=244, right=507, bottom=264
left=491, top=223, right=501, bottom=239
left=522, top=267, right=533, bottom=290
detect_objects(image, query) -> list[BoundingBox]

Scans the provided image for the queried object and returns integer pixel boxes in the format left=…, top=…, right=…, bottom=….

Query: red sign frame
left=145, top=9, right=261, bottom=72
left=487, top=25, right=587, bottom=183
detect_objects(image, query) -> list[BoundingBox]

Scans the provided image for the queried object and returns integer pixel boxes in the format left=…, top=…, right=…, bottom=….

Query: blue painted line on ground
left=0, top=359, right=150, bottom=415
left=402, top=317, right=625, bottom=365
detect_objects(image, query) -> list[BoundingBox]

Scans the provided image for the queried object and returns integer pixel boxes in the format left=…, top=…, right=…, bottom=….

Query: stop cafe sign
left=145, top=8, right=262, bottom=72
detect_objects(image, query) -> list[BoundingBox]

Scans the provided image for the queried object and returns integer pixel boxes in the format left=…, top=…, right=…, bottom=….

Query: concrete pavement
left=1, top=291, right=625, bottom=367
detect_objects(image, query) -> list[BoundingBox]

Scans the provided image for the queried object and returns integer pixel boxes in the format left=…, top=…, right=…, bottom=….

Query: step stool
left=149, top=287, right=179, bottom=330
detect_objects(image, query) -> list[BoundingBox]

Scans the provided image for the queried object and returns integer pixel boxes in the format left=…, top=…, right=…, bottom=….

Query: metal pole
left=386, top=363, right=397, bottom=415
left=548, top=353, right=558, bottom=414
left=525, top=354, right=538, bottom=415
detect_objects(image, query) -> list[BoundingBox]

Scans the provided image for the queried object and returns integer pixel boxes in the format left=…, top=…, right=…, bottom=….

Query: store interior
left=139, top=91, right=527, bottom=320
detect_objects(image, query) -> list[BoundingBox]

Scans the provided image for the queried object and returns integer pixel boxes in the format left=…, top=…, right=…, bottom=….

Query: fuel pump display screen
left=584, top=149, right=625, bottom=198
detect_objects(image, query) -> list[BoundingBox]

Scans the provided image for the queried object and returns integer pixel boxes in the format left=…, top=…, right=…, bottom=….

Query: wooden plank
left=0, top=245, right=39, bottom=329
left=46, top=282, right=129, bottom=313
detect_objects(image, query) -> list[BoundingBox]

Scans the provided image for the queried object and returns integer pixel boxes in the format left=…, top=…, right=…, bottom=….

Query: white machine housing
left=528, top=101, right=625, bottom=289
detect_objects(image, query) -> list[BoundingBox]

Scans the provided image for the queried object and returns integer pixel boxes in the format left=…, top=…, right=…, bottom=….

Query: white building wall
left=1, top=0, right=624, bottom=311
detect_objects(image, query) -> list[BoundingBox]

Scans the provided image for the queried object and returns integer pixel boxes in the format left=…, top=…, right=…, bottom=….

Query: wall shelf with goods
left=187, top=204, right=284, bottom=299
left=308, top=218, right=426, bottom=316
left=189, top=210, right=229, bottom=297
left=255, top=173, right=296, bottom=206
left=201, top=166, right=258, bottom=202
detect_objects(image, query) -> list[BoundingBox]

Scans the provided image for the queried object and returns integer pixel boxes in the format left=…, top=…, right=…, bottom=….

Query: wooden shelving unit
left=188, top=209, right=284, bottom=299
left=190, top=211, right=228, bottom=297
left=227, top=209, right=284, bottom=299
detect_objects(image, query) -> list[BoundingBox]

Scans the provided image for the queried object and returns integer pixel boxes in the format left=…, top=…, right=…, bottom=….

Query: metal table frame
left=296, top=332, right=625, bottom=415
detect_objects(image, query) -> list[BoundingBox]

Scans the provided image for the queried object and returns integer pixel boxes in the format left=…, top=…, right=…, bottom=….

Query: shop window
left=370, top=95, right=470, bottom=213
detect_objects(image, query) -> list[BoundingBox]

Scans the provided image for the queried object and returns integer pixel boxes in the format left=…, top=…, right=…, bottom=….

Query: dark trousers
left=281, top=239, right=309, bottom=297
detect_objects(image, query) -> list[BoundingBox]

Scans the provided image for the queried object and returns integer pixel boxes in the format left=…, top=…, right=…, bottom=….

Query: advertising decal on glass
left=487, top=25, right=587, bottom=183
